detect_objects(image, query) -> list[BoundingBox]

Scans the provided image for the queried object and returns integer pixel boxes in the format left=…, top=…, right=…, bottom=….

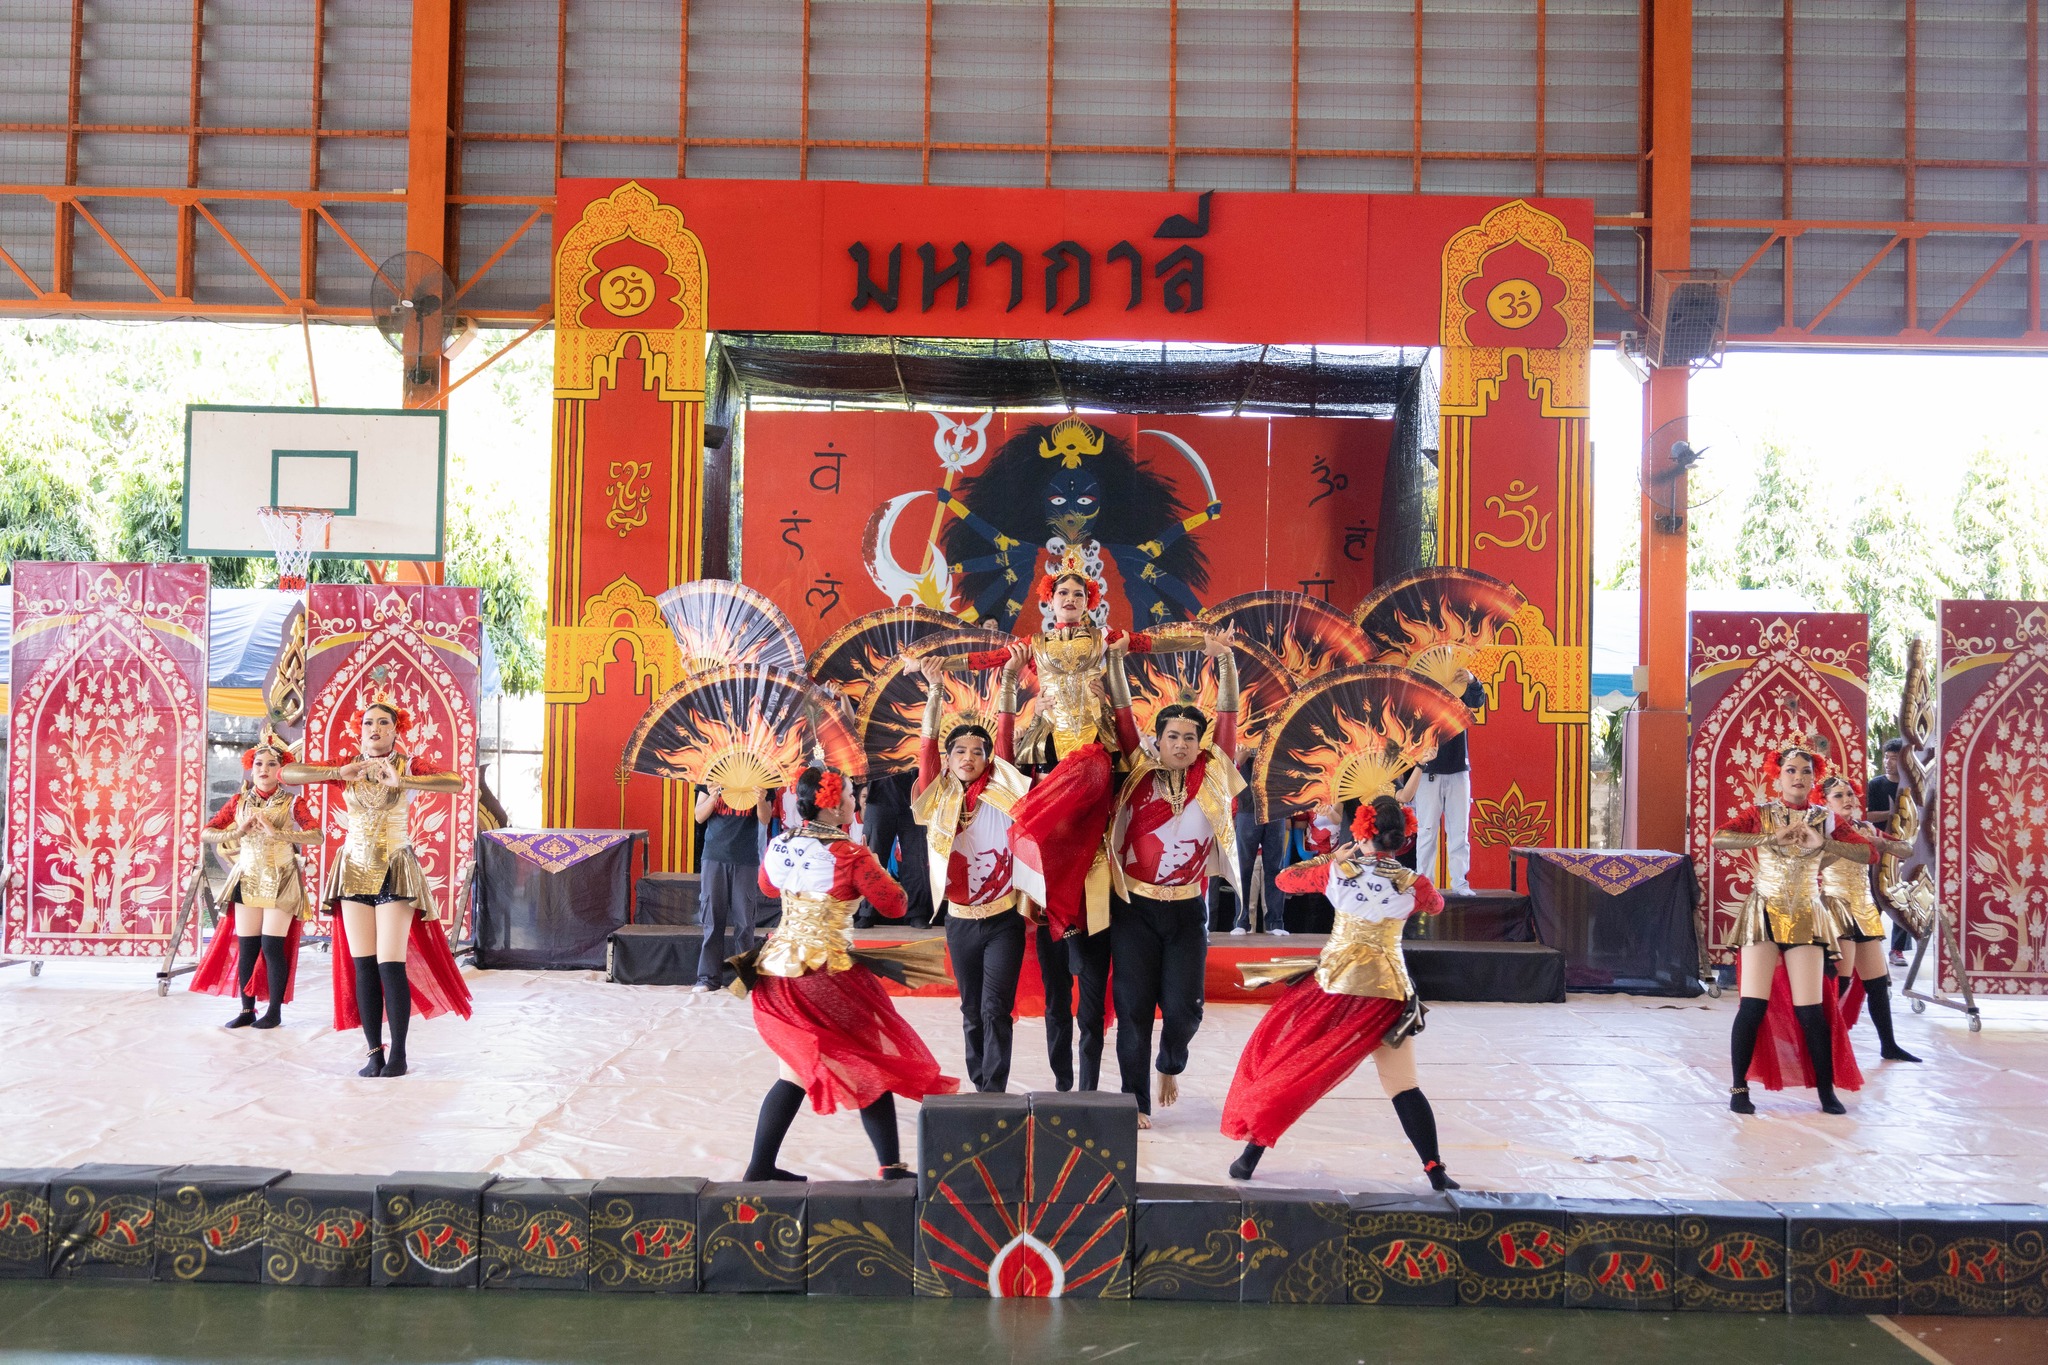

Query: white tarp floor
left=4, top=956, right=2044, bottom=1203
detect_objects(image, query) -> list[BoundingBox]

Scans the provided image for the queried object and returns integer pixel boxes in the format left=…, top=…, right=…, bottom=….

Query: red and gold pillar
left=543, top=181, right=703, bottom=868
left=1437, top=202, right=1596, bottom=880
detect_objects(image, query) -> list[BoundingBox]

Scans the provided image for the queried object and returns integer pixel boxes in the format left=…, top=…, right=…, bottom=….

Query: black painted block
left=915, top=1196, right=1130, bottom=1299
left=1132, top=1183, right=1243, bottom=1302
left=0, top=1169, right=60, bottom=1280
left=1892, top=1204, right=2008, bottom=1316
left=374, top=1171, right=496, bottom=1288
left=1562, top=1197, right=1676, bottom=1311
left=804, top=1180, right=916, bottom=1297
left=154, top=1165, right=288, bottom=1284
left=699, top=1182, right=807, bottom=1294
left=1778, top=1202, right=1899, bottom=1316
left=1347, top=1190, right=1464, bottom=1307
left=1670, top=1200, right=1787, bottom=1313
left=50, top=1165, right=177, bottom=1280
left=916, top=1093, right=1031, bottom=1204
left=1991, top=1204, right=2048, bottom=1317
left=589, top=1177, right=705, bottom=1293
left=1026, top=1092, right=1139, bottom=1203
left=1238, top=1188, right=1352, bottom=1304
left=263, top=1174, right=379, bottom=1287
left=1447, top=1191, right=1570, bottom=1308
left=481, top=1179, right=595, bottom=1291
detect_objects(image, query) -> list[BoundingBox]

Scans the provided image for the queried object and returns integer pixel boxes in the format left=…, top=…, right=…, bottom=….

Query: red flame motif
left=1257, top=664, right=1472, bottom=819
left=309, top=1218, right=366, bottom=1247
left=1702, top=1236, right=1775, bottom=1281
left=1377, top=1237, right=1455, bottom=1283
left=734, top=1203, right=759, bottom=1225
left=626, top=1221, right=691, bottom=1259
left=1239, top=1217, right=1260, bottom=1242
left=990, top=1232, right=1065, bottom=1298
left=0, top=1200, right=42, bottom=1236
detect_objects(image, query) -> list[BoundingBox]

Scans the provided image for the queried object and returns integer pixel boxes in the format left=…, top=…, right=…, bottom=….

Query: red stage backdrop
left=1936, top=600, right=2048, bottom=997
left=1686, top=613, right=1870, bottom=964
left=4, top=563, right=209, bottom=960
left=741, top=410, right=1388, bottom=645
left=548, top=181, right=1594, bottom=878
left=303, top=586, right=481, bottom=928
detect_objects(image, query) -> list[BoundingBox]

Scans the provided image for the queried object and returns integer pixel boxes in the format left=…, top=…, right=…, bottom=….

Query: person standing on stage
left=853, top=768, right=934, bottom=928
left=741, top=767, right=959, bottom=1181
left=1864, top=738, right=1912, bottom=965
left=189, top=731, right=322, bottom=1029
left=1413, top=670, right=1487, bottom=896
left=1227, top=747, right=1291, bottom=936
left=1102, top=630, right=1242, bottom=1127
left=907, top=654, right=1031, bottom=1093
left=1818, top=775, right=1922, bottom=1063
left=1221, top=795, right=1458, bottom=1191
left=284, top=698, right=473, bottom=1077
left=1713, top=741, right=1872, bottom=1115
left=692, top=783, right=774, bottom=993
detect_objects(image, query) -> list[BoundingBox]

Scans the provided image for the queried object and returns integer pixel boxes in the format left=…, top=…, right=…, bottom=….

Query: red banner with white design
left=4, top=563, right=209, bottom=959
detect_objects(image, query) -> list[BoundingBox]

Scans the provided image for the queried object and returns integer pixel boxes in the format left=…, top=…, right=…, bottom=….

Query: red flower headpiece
left=1819, top=773, right=1863, bottom=801
left=1037, top=542, right=1103, bottom=612
left=1350, top=803, right=1420, bottom=842
left=815, top=770, right=846, bottom=811
left=352, top=697, right=413, bottom=739
left=1762, top=738, right=1831, bottom=787
left=241, top=728, right=293, bottom=773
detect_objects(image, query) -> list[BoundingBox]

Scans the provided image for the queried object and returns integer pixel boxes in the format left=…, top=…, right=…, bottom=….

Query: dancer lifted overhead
left=739, top=767, right=959, bottom=1181
left=283, top=697, right=473, bottom=1077
left=907, top=654, right=1031, bottom=1093
left=1221, top=796, right=1457, bottom=1190
left=1713, top=741, right=1871, bottom=1115
left=1818, top=774, right=1922, bottom=1063
left=189, top=730, right=322, bottom=1029
left=1101, top=629, right=1242, bottom=1126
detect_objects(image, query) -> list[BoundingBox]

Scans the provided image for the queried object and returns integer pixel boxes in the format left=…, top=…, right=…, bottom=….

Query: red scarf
left=955, top=763, right=996, bottom=830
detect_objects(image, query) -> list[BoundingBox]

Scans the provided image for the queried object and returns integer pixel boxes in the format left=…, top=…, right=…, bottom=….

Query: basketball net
left=256, top=505, right=332, bottom=592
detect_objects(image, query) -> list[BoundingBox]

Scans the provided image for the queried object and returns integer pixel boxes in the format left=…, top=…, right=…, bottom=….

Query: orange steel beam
left=1411, top=0, right=1424, bottom=193
left=799, top=0, right=813, bottom=180
left=1288, top=0, right=1301, bottom=191
left=1166, top=0, right=1180, bottom=189
left=921, top=0, right=935, bottom=183
left=405, top=0, right=457, bottom=410
left=1044, top=0, right=1055, bottom=186
left=1626, top=0, right=1692, bottom=855
left=1803, top=234, right=1904, bottom=332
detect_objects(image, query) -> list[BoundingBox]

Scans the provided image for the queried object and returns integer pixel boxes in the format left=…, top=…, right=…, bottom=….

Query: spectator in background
left=1228, top=748, right=1292, bottom=936
left=1865, top=739, right=1910, bottom=965
left=692, top=784, right=773, bottom=993
left=1415, top=670, right=1488, bottom=896
left=852, top=770, right=933, bottom=928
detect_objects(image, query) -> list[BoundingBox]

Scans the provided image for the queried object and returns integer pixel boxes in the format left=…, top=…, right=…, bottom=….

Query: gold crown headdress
left=1038, top=417, right=1105, bottom=469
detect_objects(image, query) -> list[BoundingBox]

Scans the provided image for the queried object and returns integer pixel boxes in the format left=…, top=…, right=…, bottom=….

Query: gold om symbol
left=605, top=460, right=654, bottom=536
left=1474, top=478, right=1549, bottom=551
left=599, top=265, right=657, bottom=318
left=1485, top=278, right=1541, bottom=331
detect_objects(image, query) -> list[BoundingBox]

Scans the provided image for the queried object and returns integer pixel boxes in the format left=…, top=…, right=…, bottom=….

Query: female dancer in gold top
left=1819, top=774, right=1921, bottom=1063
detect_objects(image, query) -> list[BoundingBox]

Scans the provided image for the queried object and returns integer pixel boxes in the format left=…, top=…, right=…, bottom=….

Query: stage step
left=1404, top=941, right=1567, bottom=1004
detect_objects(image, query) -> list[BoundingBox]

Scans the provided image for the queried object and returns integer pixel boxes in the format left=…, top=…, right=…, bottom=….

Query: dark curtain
left=473, top=834, right=640, bottom=970
left=1525, top=853, right=1703, bottom=997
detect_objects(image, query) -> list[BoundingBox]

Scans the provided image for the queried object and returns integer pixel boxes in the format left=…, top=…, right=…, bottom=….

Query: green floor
left=0, top=1281, right=1929, bottom=1364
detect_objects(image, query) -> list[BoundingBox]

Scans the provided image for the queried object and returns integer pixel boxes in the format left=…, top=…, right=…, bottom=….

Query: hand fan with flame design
left=1351, top=568, right=1527, bottom=689
left=807, top=604, right=964, bottom=712
left=621, top=664, right=865, bottom=809
left=1198, top=590, right=1372, bottom=684
left=657, top=580, right=806, bottom=677
left=1254, top=664, right=1473, bottom=822
left=858, top=627, right=1039, bottom=778
left=1119, top=637, right=1289, bottom=752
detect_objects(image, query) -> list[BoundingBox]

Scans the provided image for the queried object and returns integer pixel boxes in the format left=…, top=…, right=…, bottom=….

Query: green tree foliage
left=1950, top=444, right=2048, bottom=602
left=445, top=479, right=544, bottom=696
left=1844, top=479, right=1945, bottom=744
left=1730, top=441, right=1849, bottom=608
left=0, top=450, right=100, bottom=580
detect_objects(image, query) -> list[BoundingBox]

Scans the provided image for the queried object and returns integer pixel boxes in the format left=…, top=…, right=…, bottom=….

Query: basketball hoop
left=257, top=505, right=332, bottom=592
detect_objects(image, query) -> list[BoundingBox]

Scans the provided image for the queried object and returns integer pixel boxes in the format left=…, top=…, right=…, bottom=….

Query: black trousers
left=859, top=804, right=933, bottom=926
left=1230, top=812, right=1290, bottom=932
left=946, top=909, right=1027, bottom=1092
left=1111, top=891, right=1210, bottom=1113
left=1037, top=920, right=1112, bottom=1092
left=697, top=858, right=760, bottom=986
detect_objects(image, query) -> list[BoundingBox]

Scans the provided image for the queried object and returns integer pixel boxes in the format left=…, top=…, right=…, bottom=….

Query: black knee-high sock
left=378, top=962, right=411, bottom=1074
left=255, top=934, right=289, bottom=1025
left=1861, top=974, right=1920, bottom=1060
left=746, top=1079, right=806, bottom=1181
left=233, top=935, right=262, bottom=1011
left=1389, top=1087, right=1442, bottom=1166
left=352, top=955, right=384, bottom=1056
left=1834, top=971, right=1851, bottom=998
left=1791, top=1002, right=1839, bottom=1106
left=858, top=1094, right=901, bottom=1170
left=1229, top=1143, right=1265, bottom=1180
left=1729, top=996, right=1769, bottom=1090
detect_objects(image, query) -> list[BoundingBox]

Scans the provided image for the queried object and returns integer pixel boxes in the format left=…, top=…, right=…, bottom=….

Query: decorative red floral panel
left=1937, top=600, right=2048, bottom=996
left=1686, top=613, right=1868, bottom=964
left=4, top=563, right=209, bottom=959
left=302, top=586, right=481, bottom=927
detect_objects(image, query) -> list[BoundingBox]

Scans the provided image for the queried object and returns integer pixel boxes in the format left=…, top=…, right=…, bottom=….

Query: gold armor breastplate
left=758, top=891, right=859, bottom=977
left=1317, top=913, right=1412, bottom=1000
left=1743, top=805, right=1832, bottom=943
left=342, top=776, right=412, bottom=869
left=1033, top=628, right=1114, bottom=756
left=231, top=790, right=302, bottom=901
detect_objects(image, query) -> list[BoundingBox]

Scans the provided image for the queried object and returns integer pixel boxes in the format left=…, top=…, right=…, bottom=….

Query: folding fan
left=807, top=604, right=964, bottom=712
left=1351, top=568, right=1527, bottom=688
left=857, top=627, right=1038, bottom=778
left=621, top=663, right=865, bottom=809
left=1120, top=637, right=1289, bottom=753
left=1197, top=590, right=1372, bottom=684
left=1253, top=664, right=1473, bottom=822
left=656, top=580, right=807, bottom=677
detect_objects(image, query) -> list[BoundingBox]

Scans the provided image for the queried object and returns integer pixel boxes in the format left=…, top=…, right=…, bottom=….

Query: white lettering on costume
left=763, top=833, right=837, bottom=897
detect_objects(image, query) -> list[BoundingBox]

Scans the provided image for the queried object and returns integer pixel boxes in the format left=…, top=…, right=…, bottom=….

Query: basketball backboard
left=182, top=405, right=447, bottom=561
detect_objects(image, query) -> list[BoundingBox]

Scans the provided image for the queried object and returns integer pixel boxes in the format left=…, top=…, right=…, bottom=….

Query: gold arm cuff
left=998, top=674, right=1020, bottom=715
left=1141, top=626, right=1206, bottom=655
left=1106, top=653, right=1133, bottom=709
left=280, top=763, right=339, bottom=785
left=929, top=653, right=971, bottom=674
left=201, top=829, right=229, bottom=845
left=401, top=771, right=465, bottom=793
left=284, top=828, right=325, bottom=845
left=1823, top=839, right=1874, bottom=864
left=920, top=684, right=945, bottom=740
left=1215, top=650, right=1240, bottom=713
left=1712, top=832, right=1768, bottom=849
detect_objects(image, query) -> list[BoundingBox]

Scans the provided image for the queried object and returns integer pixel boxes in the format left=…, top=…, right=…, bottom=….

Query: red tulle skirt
left=1746, top=960, right=1864, bottom=1092
left=327, top=910, right=475, bottom=1032
left=751, top=964, right=960, bottom=1115
left=1840, top=975, right=1867, bottom=1030
left=1007, top=741, right=1115, bottom=940
left=188, top=917, right=304, bottom=1003
left=1220, top=977, right=1404, bottom=1148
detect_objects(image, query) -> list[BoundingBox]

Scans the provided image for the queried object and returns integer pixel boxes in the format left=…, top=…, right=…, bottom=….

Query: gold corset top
left=1747, top=808, right=1826, bottom=913
left=1820, top=853, right=1876, bottom=908
left=757, top=890, right=859, bottom=977
left=1317, top=912, right=1413, bottom=1000
left=1033, top=627, right=1113, bottom=755
left=230, top=791, right=304, bottom=876
left=342, top=774, right=413, bottom=868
